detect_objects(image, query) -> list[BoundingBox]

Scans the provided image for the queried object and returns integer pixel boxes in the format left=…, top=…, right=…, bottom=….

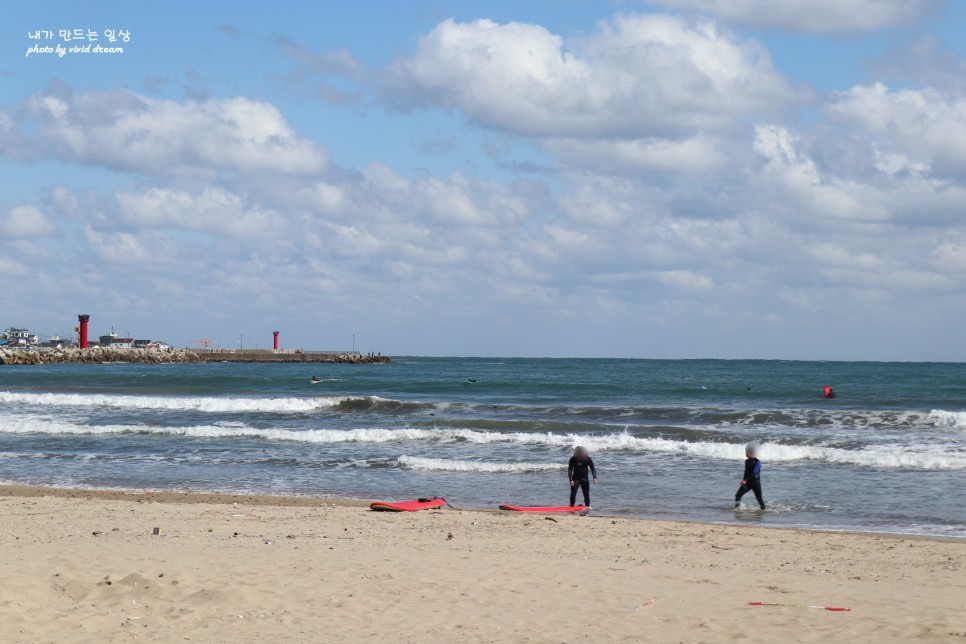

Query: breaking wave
left=0, top=417, right=962, bottom=470
left=3, top=391, right=963, bottom=433
left=0, top=391, right=353, bottom=413
left=397, top=456, right=564, bottom=473
left=928, top=409, right=966, bottom=429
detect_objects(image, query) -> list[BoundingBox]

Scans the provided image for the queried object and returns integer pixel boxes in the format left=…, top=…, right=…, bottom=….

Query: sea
left=0, top=357, right=964, bottom=538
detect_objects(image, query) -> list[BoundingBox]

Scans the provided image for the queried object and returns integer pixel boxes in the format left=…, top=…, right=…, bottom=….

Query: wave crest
left=398, top=455, right=564, bottom=473
left=0, top=391, right=352, bottom=413
left=0, top=417, right=962, bottom=470
left=928, top=409, right=966, bottom=429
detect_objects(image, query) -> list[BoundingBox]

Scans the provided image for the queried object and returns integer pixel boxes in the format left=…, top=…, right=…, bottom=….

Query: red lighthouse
left=78, top=314, right=90, bottom=349
left=273, top=331, right=279, bottom=351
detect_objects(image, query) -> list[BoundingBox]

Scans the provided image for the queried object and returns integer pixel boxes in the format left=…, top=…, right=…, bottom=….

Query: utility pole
left=352, top=333, right=356, bottom=353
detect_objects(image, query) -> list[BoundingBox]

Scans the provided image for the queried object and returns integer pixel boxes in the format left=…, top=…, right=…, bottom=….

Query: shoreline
left=1, top=483, right=961, bottom=544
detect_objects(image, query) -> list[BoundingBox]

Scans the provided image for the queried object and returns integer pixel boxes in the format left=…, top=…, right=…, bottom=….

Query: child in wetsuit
left=568, top=446, right=597, bottom=507
left=734, top=443, right=766, bottom=510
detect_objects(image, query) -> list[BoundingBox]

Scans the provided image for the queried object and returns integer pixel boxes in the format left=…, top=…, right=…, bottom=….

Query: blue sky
left=2, top=1, right=966, bottom=360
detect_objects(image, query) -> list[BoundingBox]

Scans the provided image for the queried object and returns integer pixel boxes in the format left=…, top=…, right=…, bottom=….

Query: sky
left=2, top=0, right=965, bottom=360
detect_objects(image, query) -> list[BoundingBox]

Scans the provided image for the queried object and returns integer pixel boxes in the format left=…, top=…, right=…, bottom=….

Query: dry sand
left=0, top=486, right=963, bottom=643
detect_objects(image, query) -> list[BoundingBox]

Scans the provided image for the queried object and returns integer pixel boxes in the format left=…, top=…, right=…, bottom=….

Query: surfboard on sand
left=369, top=498, right=446, bottom=512
left=499, top=504, right=589, bottom=513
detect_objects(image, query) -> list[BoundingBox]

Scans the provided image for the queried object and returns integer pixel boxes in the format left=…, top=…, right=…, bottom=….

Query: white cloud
left=752, top=124, right=892, bottom=221
left=649, top=0, right=941, bottom=34
left=1, top=205, right=58, bottom=237
left=825, top=83, right=966, bottom=178
left=546, top=133, right=726, bottom=174
left=15, top=87, right=329, bottom=179
left=390, top=14, right=799, bottom=138
left=0, top=255, right=29, bottom=276
left=658, top=269, right=714, bottom=290
left=115, top=186, right=287, bottom=239
left=3, top=22, right=966, bottom=361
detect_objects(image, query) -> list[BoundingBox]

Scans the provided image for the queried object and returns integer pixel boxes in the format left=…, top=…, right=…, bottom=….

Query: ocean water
left=0, top=358, right=964, bottom=538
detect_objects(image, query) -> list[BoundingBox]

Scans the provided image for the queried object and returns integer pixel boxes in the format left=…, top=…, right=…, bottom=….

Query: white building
left=1, top=328, right=39, bottom=346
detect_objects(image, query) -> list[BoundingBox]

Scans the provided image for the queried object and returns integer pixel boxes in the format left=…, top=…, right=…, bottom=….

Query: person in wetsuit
left=734, top=443, right=765, bottom=510
left=568, top=446, right=598, bottom=507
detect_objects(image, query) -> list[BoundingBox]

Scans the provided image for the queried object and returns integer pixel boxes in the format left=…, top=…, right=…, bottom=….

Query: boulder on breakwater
left=0, top=347, right=201, bottom=365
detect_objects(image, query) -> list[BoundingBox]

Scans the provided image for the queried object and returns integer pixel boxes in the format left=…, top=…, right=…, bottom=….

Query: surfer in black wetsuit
left=734, top=443, right=765, bottom=510
left=568, top=446, right=597, bottom=507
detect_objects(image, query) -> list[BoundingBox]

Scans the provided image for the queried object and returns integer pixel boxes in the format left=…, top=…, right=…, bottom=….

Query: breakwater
left=0, top=348, right=390, bottom=365
left=196, top=350, right=391, bottom=364
left=0, top=347, right=200, bottom=365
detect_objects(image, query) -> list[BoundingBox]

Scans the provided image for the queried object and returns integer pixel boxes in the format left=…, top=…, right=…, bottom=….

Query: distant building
left=133, top=339, right=172, bottom=350
left=97, top=326, right=169, bottom=350
left=98, top=333, right=134, bottom=349
left=1, top=327, right=39, bottom=347
left=41, top=335, right=66, bottom=349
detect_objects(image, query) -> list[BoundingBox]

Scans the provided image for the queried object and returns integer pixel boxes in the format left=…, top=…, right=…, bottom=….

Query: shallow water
left=0, top=357, right=964, bottom=537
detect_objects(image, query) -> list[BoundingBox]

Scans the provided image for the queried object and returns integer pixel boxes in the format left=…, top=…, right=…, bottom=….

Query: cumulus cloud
left=1, top=205, right=58, bottom=237
left=7, top=85, right=329, bottom=179
left=752, top=124, right=889, bottom=222
left=389, top=14, right=800, bottom=138
left=115, top=186, right=289, bottom=239
left=545, top=133, right=727, bottom=175
left=649, top=0, right=941, bottom=34
left=3, top=4, right=966, bottom=360
left=825, top=83, right=966, bottom=180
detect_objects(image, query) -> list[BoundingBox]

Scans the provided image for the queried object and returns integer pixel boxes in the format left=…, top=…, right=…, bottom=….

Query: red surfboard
left=369, top=498, right=446, bottom=512
left=499, top=505, right=589, bottom=513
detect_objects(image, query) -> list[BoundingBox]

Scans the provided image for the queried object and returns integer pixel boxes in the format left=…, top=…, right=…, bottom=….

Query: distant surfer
left=734, top=443, right=765, bottom=510
left=823, top=386, right=836, bottom=399
left=568, top=446, right=598, bottom=507
left=465, top=378, right=478, bottom=384
left=310, top=376, right=320, bottom=384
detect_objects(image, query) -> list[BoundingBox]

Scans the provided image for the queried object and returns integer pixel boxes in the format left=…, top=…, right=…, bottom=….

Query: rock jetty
left=0, top=347, right=201, bottom=365
left=195, top=350, right=392, bottom=364
left=0, top=347, right=391, bottom=365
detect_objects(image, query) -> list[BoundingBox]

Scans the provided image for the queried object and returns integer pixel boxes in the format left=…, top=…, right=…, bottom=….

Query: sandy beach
left=0, top=486, right=962, bottom=643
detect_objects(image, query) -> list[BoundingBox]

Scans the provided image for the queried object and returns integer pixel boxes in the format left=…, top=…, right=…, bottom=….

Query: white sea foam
left=398, top=455, right=564, bottom=473
left=928, top=409, right=966, bottom=429
left=0, top=391, right=349, bottom=413
left=0, top=416, right=962, bottom=470
left=0, top=417, right=440, bottom=443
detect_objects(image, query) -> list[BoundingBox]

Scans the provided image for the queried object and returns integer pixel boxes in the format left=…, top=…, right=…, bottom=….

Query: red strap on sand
left=748, top=601, right=851, bottom=612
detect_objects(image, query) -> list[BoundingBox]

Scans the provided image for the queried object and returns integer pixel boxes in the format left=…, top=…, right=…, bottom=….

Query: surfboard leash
left=416, top=496, right=459, bottom=510
left=438, top=496, right=459, bottom=510
left=429, top=496, right=459, bottom=510
left=748, top=601, right=851, bottom=612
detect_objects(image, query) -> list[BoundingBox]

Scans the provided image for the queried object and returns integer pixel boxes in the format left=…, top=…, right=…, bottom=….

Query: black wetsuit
left=734, top=457, right=765, bottom=509
left=568, top=456, right=597, bottom=506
